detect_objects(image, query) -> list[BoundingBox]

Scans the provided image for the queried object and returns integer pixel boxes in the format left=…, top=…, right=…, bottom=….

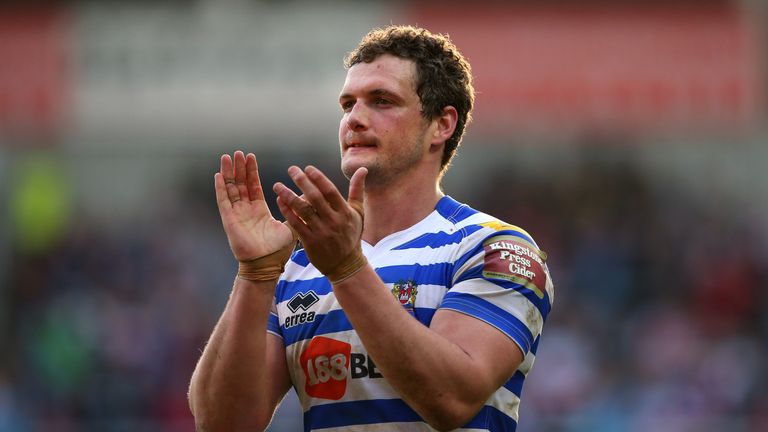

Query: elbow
left=188, top=384, right=273, bottom=431
left=419, top=397, right=485, bottom=431
left=426, top=414, right=476, bottom=431
left=427, top=414, right=475, bottom=432
left=191, top=406, right=272, bottom=432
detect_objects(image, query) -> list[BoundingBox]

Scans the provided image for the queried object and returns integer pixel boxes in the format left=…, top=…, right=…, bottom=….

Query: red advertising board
left=0, top=6, right=71, bottom=141
left=407, top=3, right=764, bottom=137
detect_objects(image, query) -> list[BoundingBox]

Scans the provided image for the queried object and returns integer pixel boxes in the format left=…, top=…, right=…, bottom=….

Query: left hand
left=272, top=165, right=368, bottom=280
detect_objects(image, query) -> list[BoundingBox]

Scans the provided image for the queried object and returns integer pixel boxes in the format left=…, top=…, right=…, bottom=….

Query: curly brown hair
left=344, top=25, right=475, bottom=175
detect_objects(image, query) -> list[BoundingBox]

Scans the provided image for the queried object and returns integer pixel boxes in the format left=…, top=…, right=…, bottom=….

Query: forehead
left=341, top=54, right=417, bottom=96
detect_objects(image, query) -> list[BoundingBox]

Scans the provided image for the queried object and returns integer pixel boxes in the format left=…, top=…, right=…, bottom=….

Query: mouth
left=344, top=140, right=377, bottom=151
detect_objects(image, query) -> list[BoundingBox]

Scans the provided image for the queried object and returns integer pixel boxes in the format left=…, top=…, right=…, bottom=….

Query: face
left=338, top=54, right=434, bottom=184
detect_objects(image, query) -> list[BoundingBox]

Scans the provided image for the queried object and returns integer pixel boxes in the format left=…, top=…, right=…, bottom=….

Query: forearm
left=332, top=266, right=494, bottom=429
left=189, top=277, right=285, bottom=430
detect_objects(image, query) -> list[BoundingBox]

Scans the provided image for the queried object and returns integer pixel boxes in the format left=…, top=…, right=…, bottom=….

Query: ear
left=430, top=105, right=458, bottom=149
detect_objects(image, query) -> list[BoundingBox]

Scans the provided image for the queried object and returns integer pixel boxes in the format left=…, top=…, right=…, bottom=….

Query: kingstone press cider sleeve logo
left=482, top=235, right=547, bottom=299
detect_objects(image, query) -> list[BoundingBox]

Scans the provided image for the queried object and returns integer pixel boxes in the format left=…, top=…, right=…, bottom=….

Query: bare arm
left=273, top=165, right=523, bottom=430
left=188, top=151, right=296, bottom=431
left=189, top=278, right=291, bottom=430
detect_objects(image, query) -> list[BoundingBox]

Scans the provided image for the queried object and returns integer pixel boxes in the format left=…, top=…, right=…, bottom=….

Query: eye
left=341, top=100, right=355, bottom=112
left=375, top=97, right=391, bottom=106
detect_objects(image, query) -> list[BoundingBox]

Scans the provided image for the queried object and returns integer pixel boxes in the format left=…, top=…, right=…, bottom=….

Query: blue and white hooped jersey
left=267, top=196, right=554, bottom=431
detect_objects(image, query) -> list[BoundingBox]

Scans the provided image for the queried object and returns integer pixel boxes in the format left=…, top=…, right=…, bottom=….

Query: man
left=189, top=25, right=554, bottom=431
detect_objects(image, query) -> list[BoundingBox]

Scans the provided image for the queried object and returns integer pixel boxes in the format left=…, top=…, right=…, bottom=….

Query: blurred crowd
left=1, top=148, right=767, bottom=432
left=495, top=151, right=768, bottom=432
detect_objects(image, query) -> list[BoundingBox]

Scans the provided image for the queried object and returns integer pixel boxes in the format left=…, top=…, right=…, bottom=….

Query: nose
left=345, top=102, right=368, bottom=132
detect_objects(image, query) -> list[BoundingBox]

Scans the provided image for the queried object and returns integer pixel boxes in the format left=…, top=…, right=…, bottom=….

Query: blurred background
left=1, top=0, right=767, bottom=431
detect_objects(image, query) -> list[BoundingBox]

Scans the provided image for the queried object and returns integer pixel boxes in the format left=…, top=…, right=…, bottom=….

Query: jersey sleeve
left=440, top=227, right=554, bottom=356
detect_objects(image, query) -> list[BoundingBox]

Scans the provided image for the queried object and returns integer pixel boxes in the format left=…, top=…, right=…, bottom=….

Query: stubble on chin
left=342, top=158, right=381, bottom=181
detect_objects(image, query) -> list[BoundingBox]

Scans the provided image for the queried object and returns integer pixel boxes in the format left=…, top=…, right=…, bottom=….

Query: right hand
left=273, top=165, right=368, bottom=283
left=215, top=151, right=296, bottom=263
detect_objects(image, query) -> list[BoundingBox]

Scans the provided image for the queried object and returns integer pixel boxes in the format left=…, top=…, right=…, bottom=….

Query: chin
left=341, top=161, right=362, bottom=180
left=342, top=157, right=378, bottom=180
left=341, top=155, right=366, bottom=178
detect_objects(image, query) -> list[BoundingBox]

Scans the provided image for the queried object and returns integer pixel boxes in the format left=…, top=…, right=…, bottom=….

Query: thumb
left=282, top=220, right=299, bottom=245
left=347, top=167, right=367, bottom=217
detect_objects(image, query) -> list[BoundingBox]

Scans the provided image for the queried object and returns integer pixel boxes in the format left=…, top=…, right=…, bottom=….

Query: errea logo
left=285, top=291, right=319, bottom=329
left=287, top=291, right=319, bottom=312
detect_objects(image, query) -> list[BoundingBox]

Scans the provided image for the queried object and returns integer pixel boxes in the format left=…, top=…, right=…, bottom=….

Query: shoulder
left=449, top=206, right=552, bottom=292
left=448, top=203, right=543, bottom=258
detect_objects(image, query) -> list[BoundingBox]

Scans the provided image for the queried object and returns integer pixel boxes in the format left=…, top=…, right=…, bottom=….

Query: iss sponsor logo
left=482, top=235, right=548, bottom=299
left=285, top=290, right=319, bottom=329
left=391, top=279, right=418, bottom=309
left=300, top=337, right=350, bottom=400
left=300, top=336, right=383, bottom=400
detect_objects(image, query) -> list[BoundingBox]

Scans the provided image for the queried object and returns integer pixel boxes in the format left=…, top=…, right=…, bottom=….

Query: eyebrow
left=339, top=88, right=403, bottom=103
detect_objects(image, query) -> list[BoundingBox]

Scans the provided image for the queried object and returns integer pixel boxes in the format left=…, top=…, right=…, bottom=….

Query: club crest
left=391, top=279, right=418, bottom=310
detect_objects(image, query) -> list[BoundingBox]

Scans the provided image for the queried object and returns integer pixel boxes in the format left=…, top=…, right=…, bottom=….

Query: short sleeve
left=440, top=229, right=553, bottom=355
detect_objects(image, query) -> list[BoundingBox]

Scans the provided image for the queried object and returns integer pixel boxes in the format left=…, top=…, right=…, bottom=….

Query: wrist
left=236, top=235, right=297, bottom=282
left=237, top=249, right=291, bottom=282
left=327, top=251, right=368, bottom=284
left=237, top=259, right=282, bottom=281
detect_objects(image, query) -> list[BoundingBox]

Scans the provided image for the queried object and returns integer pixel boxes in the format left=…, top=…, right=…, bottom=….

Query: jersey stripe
left=463, top=405, right=518, bottom=431
left=277, top=277, right=333, bottom=299
left=530, top=335, right=540, bottom=355
left=376, top=262, right=452, bottom=285
left=435, top=195, right=478, bottom=222
left=267, top=312, right=281, bottom=336
left=290, top=249, right=310, bottom=266
left=283, top=308, right=353, bottom=347
left=504, top=371, right=526, bottom=397
left=391, top=224, right=484, bottom=250
left=452, top=272, right=552, bottom=322
left=303, top=399, right=422, bottom=430
left=413, top=307, right=436, bottom=325
left=440, top=292, right=535, bottom=354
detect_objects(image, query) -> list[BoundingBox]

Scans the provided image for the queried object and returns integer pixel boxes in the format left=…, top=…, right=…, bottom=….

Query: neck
left=361, top=170, right=443, bottom=246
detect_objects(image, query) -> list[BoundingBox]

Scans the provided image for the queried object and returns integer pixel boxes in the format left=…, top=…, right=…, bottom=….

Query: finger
left=273, top=182, right=317, bottom=225
left=245, top=153, right=264, bottom=202
left=276, top=196, right=311, bottom=237
left=233, top=150, right=250, bottom=200
left=214, top=172, right=233, bottom=211
left=220, top=154, right=241, bottom=203
left=304, top=165, right=347, bottom=211
left=348, top=167, right=368, bottom=216
left=287, top=166, right=332, bottom=217
left=221, top=154, right=234, bottom=182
